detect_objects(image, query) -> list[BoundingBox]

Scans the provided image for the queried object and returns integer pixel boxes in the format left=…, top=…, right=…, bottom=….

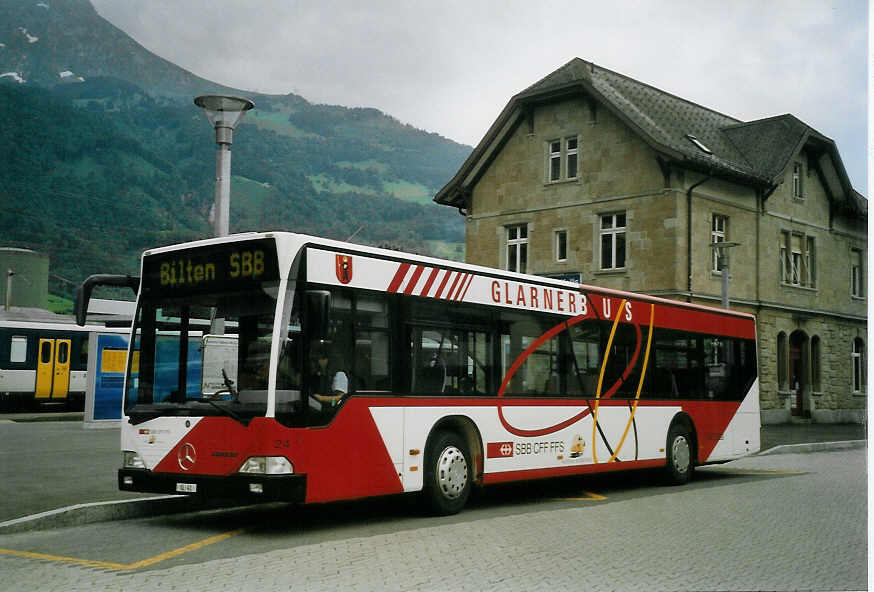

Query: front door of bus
left=35, top=339, right=71, bottom=401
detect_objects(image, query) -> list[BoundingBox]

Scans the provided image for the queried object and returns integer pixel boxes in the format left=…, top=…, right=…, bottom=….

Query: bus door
left=35, top=339, right=72, bottom=400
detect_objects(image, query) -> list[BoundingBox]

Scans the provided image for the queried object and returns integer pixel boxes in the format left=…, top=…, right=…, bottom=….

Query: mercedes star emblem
left=178, top=442, right=197, bottom=471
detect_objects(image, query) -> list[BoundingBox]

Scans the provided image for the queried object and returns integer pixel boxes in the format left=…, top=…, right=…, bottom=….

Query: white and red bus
left=86, top=232, right=759, bottom=515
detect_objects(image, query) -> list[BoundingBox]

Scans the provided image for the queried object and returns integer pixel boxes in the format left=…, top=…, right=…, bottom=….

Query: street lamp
left=710, top=241, right=740, bottom=308
left=194, top=95, right=254, bottom=237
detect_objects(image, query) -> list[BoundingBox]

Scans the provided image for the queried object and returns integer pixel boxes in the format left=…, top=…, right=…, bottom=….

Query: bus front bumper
left=118, top=468, right=307, bottom=503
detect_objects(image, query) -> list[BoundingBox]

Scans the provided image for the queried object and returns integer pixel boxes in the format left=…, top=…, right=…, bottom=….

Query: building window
left=780, top=231, right=816, bottom=288
left=792, top=162, right=804, bottom=199
left=549, top=140, right=561, bottom=182
left=555, top=229, right=568, bottom=262
left=777, top=332, right=788, bottom=391
left=851, top=248, right=864, bottom=297
left=600, top=212, right=626, bottom=270
left=711, top=214, right=728, bottom=272
left=507, top=224, right=528, bottom=274
left=811, top=336, right=821, bottom=392
left=566, top=138, right=578, bottom=179
left=546, top=136, right=580, bottom=182
left=852, top=338, right=865, bottom=393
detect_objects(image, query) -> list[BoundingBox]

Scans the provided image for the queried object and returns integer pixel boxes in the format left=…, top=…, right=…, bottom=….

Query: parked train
left=0, top=319, right=129, bottom=411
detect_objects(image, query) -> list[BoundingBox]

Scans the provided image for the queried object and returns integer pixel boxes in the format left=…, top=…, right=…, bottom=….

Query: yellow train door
left=34, top=339, right=72, bottom=401
left=35, top=339, right=55, bottom=399
left=52, top=339, right=71, bottom=399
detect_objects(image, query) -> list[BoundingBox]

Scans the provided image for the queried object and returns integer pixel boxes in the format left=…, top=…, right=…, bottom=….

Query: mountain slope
left=0, top=0, right=471, bottom=297
left=0, top=0, right=233, bottom=97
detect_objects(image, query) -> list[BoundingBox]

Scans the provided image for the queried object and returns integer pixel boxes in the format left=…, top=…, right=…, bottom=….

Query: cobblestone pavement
left=0, top=448, right=866, bottom=592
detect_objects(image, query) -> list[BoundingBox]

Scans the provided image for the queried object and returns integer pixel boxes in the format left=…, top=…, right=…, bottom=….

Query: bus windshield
left=123, top=282, right=291, bottom=422
left=123, top=239, right=302, bottom=423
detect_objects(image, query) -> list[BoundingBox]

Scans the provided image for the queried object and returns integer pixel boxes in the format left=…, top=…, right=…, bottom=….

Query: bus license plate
left=176, top=483, right=197, bottom=493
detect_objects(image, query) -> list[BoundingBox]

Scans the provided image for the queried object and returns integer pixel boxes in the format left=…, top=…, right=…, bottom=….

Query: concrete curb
left=0, top=496, right=241, bottom=534
left=757, top=439, right=867, bottom=456
left=0, top=412, right=84, bottom=423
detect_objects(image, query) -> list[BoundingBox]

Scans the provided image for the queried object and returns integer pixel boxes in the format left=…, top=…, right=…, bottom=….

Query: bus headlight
left=237, top=456, right=294, bottom=475
left=122, top=451, right=146, bottom=469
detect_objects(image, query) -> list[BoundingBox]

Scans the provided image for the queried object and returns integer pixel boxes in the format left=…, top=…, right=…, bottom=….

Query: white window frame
left=506, top=223, right=529, bottom=274
left=781, top=231, right=815, bottom=288
left=546, top=136, right=580, bottom=183
left=554, top=229, right=568, bottom=262
left=548, top=140, right=562, bottom=182
left=600, top=212, right=626, bottom=271
left=851, top=248, right=864, bottom=297
left=566, top=137, right=579, bottom=180
left=711, top=214, right=727, bottom=272
left=792, top=162, right=804, bottom=200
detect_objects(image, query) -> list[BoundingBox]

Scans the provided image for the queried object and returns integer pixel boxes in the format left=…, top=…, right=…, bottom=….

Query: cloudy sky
left=91, top=0, right=868, bottom=194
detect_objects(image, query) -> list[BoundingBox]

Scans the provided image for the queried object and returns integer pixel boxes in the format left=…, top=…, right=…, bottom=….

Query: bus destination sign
left=142, top=239, right=279, bottom=294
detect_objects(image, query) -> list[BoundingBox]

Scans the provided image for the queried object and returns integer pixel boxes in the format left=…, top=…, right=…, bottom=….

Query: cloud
left=90, top=0, right=868, bottom=193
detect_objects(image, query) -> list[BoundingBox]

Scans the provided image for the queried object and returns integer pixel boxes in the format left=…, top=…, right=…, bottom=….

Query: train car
left=0, top=319, right=128, bottom=411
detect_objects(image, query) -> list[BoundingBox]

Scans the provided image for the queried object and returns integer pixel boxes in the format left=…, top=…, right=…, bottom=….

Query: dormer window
left=685, top=134, right=712, bottom=155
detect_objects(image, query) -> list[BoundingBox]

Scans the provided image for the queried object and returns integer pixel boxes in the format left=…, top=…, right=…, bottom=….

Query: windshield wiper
left=198, top=397, right=246, bottom=423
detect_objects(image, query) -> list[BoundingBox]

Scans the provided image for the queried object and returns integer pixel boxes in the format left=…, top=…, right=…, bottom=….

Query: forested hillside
left=0, top=0, right=471, bottom=302
left=0, top=80, right=469, bottom=298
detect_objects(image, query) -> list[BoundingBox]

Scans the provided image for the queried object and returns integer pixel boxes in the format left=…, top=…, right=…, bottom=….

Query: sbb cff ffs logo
left=487, top=441, right=515, bottom=458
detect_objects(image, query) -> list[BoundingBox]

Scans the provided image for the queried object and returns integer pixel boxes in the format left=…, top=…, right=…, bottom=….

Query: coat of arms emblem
left=336, top=255, right=353, bottom=284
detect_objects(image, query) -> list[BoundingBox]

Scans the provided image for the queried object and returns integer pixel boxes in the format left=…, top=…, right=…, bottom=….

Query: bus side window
left=501, top=312, right=559, bottom=396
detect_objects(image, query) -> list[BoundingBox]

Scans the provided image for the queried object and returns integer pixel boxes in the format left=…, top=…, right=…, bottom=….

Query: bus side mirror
left=75, top=274, right=140, bottom=326
left=305, top=290, right=331, bottom=342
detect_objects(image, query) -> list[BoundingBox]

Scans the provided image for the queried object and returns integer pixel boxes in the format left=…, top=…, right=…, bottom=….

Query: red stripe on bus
left=483, top=458, right=666, bottom=484
left=433, top=270, right=452, bottom=299
left=449, top=273, right=468, bottom=300
left=387, top=263, right=411, bottom=293
left=445, top=272, right=463, bottom=300
left=403, top=265, right=426, bottom=295
left=420, top=267, right=440, bottom=297
left=457, top=273, right=474, bottom=301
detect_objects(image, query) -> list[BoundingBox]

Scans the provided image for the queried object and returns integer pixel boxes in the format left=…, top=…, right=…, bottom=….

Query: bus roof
left=143, top=231, right=756, bottom=322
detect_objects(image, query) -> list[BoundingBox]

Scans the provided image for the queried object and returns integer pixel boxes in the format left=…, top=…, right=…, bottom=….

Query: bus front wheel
left=423, top=431, right=471, bottom=515
left=665, top=423, right=694, bottom=485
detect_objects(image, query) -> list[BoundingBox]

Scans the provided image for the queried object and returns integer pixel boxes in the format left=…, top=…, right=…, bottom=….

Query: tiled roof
left=518, top=58, right=763, bottom=182
left=436, top=58, right=864, bottom=217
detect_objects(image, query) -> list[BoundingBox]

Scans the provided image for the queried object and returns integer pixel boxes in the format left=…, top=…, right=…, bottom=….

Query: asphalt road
left=0, top=418, right=865, bottom=524
left=0, top=447, right=867, bottom=591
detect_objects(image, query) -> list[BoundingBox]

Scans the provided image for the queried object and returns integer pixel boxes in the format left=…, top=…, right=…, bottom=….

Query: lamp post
left=4, top=269, right=14, bottom=311
left=711, top=241, right=740, bottom=308
left=194, top=95, right=254, bottom=237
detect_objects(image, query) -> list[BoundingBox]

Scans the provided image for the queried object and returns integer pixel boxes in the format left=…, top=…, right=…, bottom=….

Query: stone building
left=435, top=58, right=866, bottom=424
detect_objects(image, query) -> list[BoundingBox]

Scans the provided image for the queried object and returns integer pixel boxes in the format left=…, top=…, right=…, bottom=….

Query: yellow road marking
left=0, top=527, right=245, bottom=571
left=554, top=490, right=607, bottom=501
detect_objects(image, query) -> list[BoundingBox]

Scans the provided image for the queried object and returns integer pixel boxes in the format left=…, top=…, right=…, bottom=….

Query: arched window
left=777, top=332, right=788, bottom=391
left=811, top=336, right=821, bottom=393
left=852, top=338, right=865, bottom=393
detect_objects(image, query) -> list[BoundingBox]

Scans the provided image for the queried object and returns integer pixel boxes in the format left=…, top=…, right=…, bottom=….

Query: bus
left=78, top=231, right=759, bottom=515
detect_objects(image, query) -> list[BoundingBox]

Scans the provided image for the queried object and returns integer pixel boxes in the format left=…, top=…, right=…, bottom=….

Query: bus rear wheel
left=665, top=423, right=694, bottom=485
left=423, top=431, right=471, bottom=515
